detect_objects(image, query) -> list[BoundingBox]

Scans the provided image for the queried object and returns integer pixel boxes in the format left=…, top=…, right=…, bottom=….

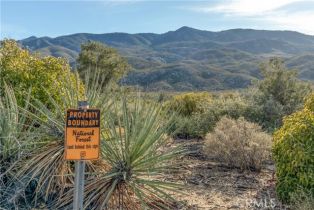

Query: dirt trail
left=166, top=139, right=287, bottom=210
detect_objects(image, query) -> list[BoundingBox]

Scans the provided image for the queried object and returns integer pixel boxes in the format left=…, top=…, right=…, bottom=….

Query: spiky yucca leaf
left=0, top=84, right=35, bottom=209
left=56, top=96, right=185, bottom=210
left=0, top=84, right=33, bottom=162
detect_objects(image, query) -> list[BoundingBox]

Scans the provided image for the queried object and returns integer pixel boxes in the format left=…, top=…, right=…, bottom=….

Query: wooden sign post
left=65, top=101, right=100, bottom=210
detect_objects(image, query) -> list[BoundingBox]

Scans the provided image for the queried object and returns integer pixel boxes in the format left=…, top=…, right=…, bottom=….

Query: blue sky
left=1, top=0, right=314, bottom=40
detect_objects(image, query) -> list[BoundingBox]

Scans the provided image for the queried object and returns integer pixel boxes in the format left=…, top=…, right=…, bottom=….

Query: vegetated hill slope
left=19, top=26, right=314, bottom=91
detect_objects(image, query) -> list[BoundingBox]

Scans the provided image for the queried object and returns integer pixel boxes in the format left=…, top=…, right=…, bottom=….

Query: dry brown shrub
left=204, top=116, right=272, bottom=171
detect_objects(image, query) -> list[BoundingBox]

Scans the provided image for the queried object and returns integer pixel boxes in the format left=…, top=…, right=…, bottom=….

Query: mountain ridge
left=21, top=26, right=314, bottom=42
left=19, top=26, right=314, bottom=91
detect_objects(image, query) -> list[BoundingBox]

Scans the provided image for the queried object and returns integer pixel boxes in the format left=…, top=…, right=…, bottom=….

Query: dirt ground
left=166, top=139, right=289, bottom=210
left=28, top=139, right=289, bottom=210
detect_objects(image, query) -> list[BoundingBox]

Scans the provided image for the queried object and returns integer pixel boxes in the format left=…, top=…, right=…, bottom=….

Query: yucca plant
left=55, top=97, right=185, bottom=209
left=0, top=84, right=35, bottom=209
left=4, top=70, right=114, bottom=207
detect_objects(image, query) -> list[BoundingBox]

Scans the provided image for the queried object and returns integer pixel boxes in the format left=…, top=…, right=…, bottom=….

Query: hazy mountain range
left=19, top=26, right=314, bottom=91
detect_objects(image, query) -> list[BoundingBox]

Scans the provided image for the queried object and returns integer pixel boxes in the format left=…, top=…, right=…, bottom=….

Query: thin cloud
left=189, top=0, right=314, bottom=35
left=263, top=10, right=314, bottom=35
left=198, top=0, right=301, bottom=16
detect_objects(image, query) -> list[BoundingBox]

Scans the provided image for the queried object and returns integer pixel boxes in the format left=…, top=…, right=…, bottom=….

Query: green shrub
left=165, top=92, right=211, bottom=116
left=165, top=92, right=212, bottom=138
left=168, top=91, right=256, bottom=139
left=250, top=58, right=311, bottom=131
left=204, top=117, right=272, bottom=171
left=196, top=92, right=253, bottom=138
left=273, top=96, right=314, bottom=201
left=206, top=92, right=252, bottom=119
left=77, top=41, right=130, bottom=88
left=171, top=114, right=213, bottom=139
left=0, top=39, right=84, bottom=107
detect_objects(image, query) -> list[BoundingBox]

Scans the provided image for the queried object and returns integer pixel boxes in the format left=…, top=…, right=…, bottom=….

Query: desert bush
left=77, top=41, right=130, bottom=88
left=165, top=92, right=211, bottom=116
left=205, top=91, right=253, bottom=121
left=204, top=117, right=272, bottom=171
left=0, top=39, right=84, bottom=108
left=169, top=91, right=256, bottom=139
left=273, top=99, right=314, bottom=201
left=165, top=92, right=212, bottom=138
left=250, top=58, right=311, bottom=131
left=171, top=114, right=213, bottom=139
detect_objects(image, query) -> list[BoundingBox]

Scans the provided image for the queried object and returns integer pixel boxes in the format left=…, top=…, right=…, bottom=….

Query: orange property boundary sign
left=65, top=109, right=100, bottom=160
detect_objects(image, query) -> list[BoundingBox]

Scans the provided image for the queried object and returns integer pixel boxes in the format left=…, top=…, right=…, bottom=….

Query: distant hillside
left=19, top=27, right=314, bottom=91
